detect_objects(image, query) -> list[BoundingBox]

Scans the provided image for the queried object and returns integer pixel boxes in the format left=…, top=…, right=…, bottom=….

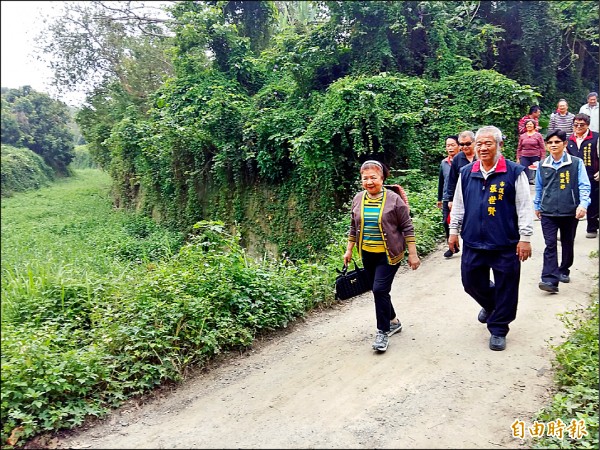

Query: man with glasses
left=535, top=130, right=590, bottom=294
left=566, top=113, right=599, bottom=238
left=446, top=130, right=477, bottom=219
left=448, top=126, right=533, bottom=351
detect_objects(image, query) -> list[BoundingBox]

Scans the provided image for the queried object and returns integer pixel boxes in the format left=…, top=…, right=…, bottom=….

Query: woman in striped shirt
left=548, top=99, right=575, bottom=136
left=344, top=160, right=420, bottom=352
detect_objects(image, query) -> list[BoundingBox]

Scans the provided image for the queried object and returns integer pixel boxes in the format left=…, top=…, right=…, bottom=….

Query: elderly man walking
left=448, top=126, right=534, bottom=352
left=579, top=92, right=599, bottom=133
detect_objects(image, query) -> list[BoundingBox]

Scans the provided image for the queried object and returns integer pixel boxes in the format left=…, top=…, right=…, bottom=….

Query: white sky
left=1, top=0, right=84, bottom=105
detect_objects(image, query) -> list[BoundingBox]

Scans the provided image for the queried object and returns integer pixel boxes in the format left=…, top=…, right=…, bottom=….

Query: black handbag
left=335, top=259, right=372, bottom=300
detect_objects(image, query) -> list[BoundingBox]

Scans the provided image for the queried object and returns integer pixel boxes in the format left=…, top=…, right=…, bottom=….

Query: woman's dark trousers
left=362, top=250, right=400, bottom=333
left=519, top=156, right=540, bottom=183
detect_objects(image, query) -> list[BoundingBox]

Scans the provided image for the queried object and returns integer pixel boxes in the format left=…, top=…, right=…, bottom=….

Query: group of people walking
left=344, top=92, right=598, bottom=354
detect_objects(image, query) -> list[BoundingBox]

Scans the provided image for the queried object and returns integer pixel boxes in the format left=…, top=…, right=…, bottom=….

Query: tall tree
left=35, top=1, right=174, bottom=107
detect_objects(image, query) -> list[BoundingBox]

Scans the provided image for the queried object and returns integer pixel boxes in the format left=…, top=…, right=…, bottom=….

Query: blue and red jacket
left=567, top=130, right=599, bottom=177
left=459, top=156, right=525, bottom=250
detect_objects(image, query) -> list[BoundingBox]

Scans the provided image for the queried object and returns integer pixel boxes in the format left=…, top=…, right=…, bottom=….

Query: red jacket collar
left=569, top=130, right=595, bottom=143
left=472, top=155, right=507, bottom=173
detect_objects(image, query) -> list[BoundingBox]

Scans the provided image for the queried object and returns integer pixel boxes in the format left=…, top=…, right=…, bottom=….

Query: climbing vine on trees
left=45, top=1, right=576, bottom=258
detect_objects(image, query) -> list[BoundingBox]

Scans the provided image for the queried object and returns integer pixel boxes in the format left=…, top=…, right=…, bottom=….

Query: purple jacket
left=348, top=189, right=415, bottom=265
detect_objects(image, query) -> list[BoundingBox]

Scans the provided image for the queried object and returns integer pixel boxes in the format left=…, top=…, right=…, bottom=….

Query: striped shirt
left=361, top=196, right=385, bottom=253
left=548, top=111, right=575, bottom=136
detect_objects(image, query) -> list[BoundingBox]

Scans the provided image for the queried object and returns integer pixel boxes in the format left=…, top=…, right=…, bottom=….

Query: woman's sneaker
left=388, top=320, right=402, bottom=336
left=372, top=331, right=389, bottom=351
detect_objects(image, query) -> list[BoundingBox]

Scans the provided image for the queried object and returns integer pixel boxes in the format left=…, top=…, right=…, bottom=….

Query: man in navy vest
left=534, top=130, right=591, bottom=293
left=448, top=126, right=534, bottom=351
left=566, top=113, right=599, bottom=238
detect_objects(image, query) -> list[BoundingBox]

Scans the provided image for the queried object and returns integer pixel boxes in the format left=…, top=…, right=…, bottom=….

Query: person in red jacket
left=566, top=113, right=599, bottom=238
left=518, top=105, right=542, bottom=134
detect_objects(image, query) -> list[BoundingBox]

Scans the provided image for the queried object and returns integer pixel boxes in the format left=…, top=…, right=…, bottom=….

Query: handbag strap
left=338, top=258, right=362, bottom=274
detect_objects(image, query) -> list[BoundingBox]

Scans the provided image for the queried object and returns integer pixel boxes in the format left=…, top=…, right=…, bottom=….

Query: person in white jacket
left=579, top=92, right=599, bottom=133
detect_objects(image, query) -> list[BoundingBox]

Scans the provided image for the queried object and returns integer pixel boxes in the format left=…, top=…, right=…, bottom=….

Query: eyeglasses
left=458, top=142, right=473, bottom=146
left=573, top=123, right=587, bottom=128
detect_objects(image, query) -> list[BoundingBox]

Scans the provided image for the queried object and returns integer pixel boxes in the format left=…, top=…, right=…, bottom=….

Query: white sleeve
left=515, top=172, right=534, bottom=241
left=449, top=174, right=464, bottom=235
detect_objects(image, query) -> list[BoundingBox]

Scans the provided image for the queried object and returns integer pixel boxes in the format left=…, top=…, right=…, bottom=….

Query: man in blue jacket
left=535, top=130, right=591, bottom=293
left=448, top=126, right=534, bottom=351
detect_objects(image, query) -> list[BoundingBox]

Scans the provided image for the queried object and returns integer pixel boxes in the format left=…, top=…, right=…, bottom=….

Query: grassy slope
left=1, top=169, right=136, bottom=320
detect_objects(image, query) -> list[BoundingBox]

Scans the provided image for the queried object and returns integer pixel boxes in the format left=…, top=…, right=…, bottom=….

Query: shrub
left=1, top=145, right=55, bottom=197
left=532, top=296, right=599, bottom=449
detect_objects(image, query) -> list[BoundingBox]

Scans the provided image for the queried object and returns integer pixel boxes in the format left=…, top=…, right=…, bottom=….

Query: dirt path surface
left=55, top=209, right=598, bottom=449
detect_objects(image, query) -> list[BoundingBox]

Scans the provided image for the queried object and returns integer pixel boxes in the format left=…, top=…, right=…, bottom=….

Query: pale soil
left=47, top=209, right=598, bottom=450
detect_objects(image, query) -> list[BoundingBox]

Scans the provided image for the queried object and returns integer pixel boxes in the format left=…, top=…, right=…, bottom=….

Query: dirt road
left=54, top=211, right=598, bottom=449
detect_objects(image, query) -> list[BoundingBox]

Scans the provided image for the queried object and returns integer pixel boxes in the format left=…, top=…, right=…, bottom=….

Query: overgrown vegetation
left=34, top=0, right=597, bottom=259
left=1, top=87, right=74, bottom=175
left=2, top=169, right=412, bottom=447
left=0, top=145, right=55, bottom=197
left=69, top=145, right=97, bottom=170
left=532, top=289, right=599, bottom=449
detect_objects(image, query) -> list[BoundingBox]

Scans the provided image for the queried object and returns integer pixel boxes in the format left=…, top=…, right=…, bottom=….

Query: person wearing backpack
left=343, top=160, right=420, bottom=352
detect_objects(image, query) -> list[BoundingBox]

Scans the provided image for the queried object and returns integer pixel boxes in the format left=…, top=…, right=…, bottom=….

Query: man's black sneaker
left=478, top=308, right=490, bottom=324
left=489, top=335, right=506, bottom=351
left=538, top=281, right=559, bottom=293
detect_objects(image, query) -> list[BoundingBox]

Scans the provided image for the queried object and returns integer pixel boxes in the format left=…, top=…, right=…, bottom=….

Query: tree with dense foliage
left=34, top=0, right=598, bottom=257
left=1, top=87, right=74, bottom=175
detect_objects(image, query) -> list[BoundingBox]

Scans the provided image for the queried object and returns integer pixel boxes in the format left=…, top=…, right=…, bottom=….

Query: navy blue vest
left=460, top=157, right=525, bottom=250
left=538, top=155, right=581, bottom=216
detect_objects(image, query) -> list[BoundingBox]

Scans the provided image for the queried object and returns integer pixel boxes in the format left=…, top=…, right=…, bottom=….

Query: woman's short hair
left=524, top=119, right=535, bottom=127
left=545, top=130, right=567, bottom=142
left=360, top=160, right=389, bottom=180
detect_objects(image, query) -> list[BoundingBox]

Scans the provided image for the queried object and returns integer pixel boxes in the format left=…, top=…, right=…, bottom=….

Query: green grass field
left=1, top=169, right=169, bottom=321
left=0, top=169, right=338, bottom=447
left=1, top=169, right=595, bottom=449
